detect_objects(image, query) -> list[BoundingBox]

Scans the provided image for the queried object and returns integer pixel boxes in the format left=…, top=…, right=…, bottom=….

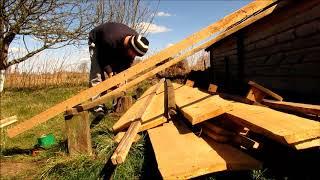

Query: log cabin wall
left=206, top=0, right=320, bottom=103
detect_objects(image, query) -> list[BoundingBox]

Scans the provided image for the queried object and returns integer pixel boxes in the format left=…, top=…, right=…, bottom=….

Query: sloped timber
left=262, top=99, right=320, bottom=116
left=7, top=0, right=280, bottom=137
left=247, top=81, right=283, bottom=101
left=148, top=120, right=262, bottom=179
left=226, top=102, right=320, bottom=145
left=173, top=83, right=233, bottom=125
left=112, top=83, right=167, bottom=133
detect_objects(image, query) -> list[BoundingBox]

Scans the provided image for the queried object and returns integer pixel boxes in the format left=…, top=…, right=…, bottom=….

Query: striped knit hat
left=130, top=35, right=149, bottom=56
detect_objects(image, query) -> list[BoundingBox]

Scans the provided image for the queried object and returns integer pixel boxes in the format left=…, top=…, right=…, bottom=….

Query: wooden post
left=65, top=111, right=92, bottom=156
left=164, top=79, right=177, bottom=119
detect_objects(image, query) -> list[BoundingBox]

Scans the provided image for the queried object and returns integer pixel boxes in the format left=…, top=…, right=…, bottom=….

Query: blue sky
left=146, top=0, right=250, bottom=51
left=9, top=0, right=251, bottom=72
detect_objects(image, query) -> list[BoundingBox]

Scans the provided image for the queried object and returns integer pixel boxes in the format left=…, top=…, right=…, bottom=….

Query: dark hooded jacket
left=88, top=22, right=138, bottom=73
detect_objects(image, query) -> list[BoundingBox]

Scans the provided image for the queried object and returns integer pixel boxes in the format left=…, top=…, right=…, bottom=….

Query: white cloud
left=138, top=22, right=171, bottom=34
left=165, top=43, right=174, bottom=48
left=156, top=11, right=172, bottom=17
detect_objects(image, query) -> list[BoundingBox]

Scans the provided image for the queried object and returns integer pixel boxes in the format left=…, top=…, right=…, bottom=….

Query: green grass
left=0, top=82, right=156, bottom=179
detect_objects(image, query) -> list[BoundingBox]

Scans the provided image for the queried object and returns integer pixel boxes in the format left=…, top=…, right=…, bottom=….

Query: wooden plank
left=292, top=138, right=320, bottom=150
left=0, top=115, right=17, bottom=128
left=202, top=122, right=260, bottom=149
left=202, top=121, right=235, bottom=136
left=112, top=82, right=167, bottom=133
left=116, top=121, right=142, bottom=164
left=113, top=132, right=141, bottom=143
left=112, top=80, right=165, bottom=164
left=111, top=119, right=138, bottom=165
left=262, top=99, right=320, bottom=116
left=65, top=111, right=92, bottom=156
left=246, top=87, right=267, bottom=102
left=208, top=84, right=218, bottom=93
left=185, top=80, right=195, bottom=87
left=7, top=0, right=279, bottom=137
left=173, top=83, right=233, bottom=125
left=148, top=120, right=262, bottom=179
left=248, top=81, right=283, bottom=101
left=202, top=127, right=230, bottom=143
left=226, top=102, right=320, bottom=145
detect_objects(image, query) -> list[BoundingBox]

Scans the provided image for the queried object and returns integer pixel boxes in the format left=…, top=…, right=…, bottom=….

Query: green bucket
left=37, top=133, right=56, bottom=149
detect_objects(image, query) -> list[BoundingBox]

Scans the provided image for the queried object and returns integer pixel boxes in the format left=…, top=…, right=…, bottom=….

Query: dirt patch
left=0, top=159, right=41, bottom=178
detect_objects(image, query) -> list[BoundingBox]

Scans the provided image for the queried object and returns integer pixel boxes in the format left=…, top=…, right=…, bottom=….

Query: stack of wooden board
left=111, top=80, right=168, bottom=165
left=112, top=82, right=167, bottom=133
left=173, top=83, right=233, bottom=125
left=148, top=120, right=262, bottom=179
left=172, top=83, right=320, bottom=150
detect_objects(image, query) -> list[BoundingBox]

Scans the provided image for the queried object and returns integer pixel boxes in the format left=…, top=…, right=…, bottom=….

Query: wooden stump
left=65, top=111, right=92, bottom=156
left=115, top=96, right=133, bottom=113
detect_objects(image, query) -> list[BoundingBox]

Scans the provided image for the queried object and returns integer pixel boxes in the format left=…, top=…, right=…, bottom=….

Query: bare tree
left=94, top=0, right=158, bottom=34
left=0, top=0, right=158, bottom=91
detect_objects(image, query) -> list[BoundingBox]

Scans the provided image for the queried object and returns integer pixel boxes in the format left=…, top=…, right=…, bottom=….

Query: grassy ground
left=0, top=81, right=156, bottom=179
left=2, top=82, right=312, bottom=180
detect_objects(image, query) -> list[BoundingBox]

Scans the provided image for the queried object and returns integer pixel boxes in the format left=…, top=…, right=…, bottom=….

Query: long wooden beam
left=111, top=80, right=164, bottom=165
left=7, top=0, right=279, bottom=137
left=70, top=0, right=283, bottom=115
left=262, top=99, right=320, bottom=116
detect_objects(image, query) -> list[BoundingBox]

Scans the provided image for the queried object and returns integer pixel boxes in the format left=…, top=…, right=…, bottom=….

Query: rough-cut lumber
left=202, top=122, right=260, bottom=149
left=247, top=81, right=283, bottom=101
left=114, top=132, right=141, bottom=143
left=208, top=84, right=218, bottom=93
left=185, top=80, right=195, bottom=87
left=226, top=102, right=320, bottom=145
left=65, top=111, right=92, bottom=156
left=203, top=121, right=236, bottom=136
left=111, top=119, right=139, bottom=165
left=173, top=83, right=233, bottom=125
left=112, top=80, right=165, bottom=165
left=116, top=121, right=142, bottom=164
left=292, top=138, right=320, bottom=150
left=0, top=115, right=17, bottom=128
left=148, top=120, right=262, bottom=179
left=7, top=0, right=280, bottom=137
left=262, top=99, right=320, bottom=116
left=112, top=82, right=167, bottom=133
left=202, top=127, right=230, bottom=143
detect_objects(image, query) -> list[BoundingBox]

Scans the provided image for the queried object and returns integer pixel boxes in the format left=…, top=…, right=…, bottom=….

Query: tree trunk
left=0, top=41, right=10, bottom=92
left=0, top=70, right=5, bottom=92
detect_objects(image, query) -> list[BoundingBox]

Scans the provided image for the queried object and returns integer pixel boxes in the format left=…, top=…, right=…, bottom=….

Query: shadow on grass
left=140, top=134, right=162, bottom=180
left=1, top=140, right=68, bottom=156
left=99, top=158, right=116, bottom=180
left=1, top=147, right=33, bottom=156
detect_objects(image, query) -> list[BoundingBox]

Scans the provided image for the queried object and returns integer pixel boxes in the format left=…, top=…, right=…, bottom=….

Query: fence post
left=64, top=110, right=92, bottom=156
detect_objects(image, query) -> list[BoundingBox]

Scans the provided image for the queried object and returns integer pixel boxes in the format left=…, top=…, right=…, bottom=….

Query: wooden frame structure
left=7, top=0, right=281, bottom=138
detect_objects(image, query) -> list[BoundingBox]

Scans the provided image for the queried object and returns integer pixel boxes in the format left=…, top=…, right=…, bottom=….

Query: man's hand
left=104, top=65, right=113, bottom=78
